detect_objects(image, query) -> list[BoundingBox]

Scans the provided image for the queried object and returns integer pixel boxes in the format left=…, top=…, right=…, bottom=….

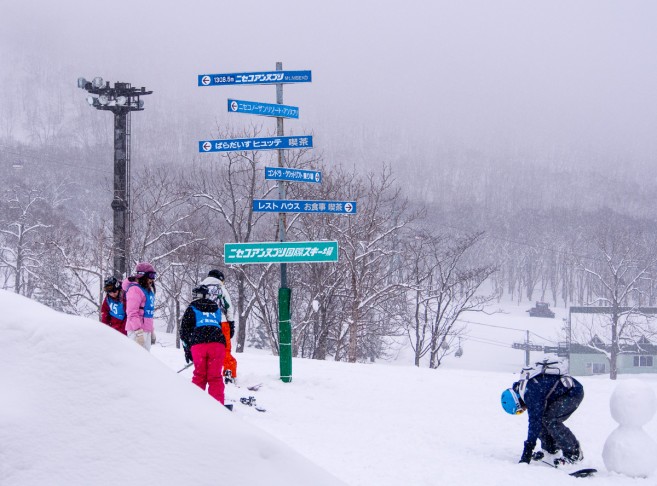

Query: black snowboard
left=538, top=459, right=597, bottom=478
left=569, top=468, right=597, bottom=478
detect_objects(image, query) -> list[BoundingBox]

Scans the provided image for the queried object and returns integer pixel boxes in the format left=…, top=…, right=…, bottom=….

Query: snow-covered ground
left=2, top=289, right=657, bottom=485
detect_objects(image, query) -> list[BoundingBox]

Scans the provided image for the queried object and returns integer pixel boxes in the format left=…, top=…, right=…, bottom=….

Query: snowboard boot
left=555, top=445, right=583, bottom=466
left=224, top=369, right=234, bottom=384
left=532, top=449, right=562, bottom=463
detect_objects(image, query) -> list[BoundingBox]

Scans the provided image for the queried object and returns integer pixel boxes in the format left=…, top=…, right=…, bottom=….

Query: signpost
left=228, top=99, right=299, bottom=119
left=253, top=199, right=356, bottom=214
left=198, top=70, right=312, bottom=86
left=198, top=62, right=355, bottom=384
left=199, top=135, right=312, bottom=153
left=225, top=241, right=339, bottom=264
left=265, top=167, right=321, bottom=184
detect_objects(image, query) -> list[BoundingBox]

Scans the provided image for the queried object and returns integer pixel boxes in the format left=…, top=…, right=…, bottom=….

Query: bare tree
left=0, top=183, right=53, bottom=295
left=405, top=231, right=497, bottom=368
left=326, top=165, right=414, bottom=363
left=574, top=222, right=657, bottom=379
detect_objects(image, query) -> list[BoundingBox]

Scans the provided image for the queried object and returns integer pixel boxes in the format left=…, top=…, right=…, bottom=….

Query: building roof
left=570, top=336, right=657, bottom=355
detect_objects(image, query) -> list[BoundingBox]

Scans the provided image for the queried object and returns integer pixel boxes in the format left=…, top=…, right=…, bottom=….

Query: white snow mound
left=0, top=290, right=344, bottom=486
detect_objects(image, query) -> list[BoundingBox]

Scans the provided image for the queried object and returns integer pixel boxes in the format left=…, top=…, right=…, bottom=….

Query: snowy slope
left=177, top=349, right=657, bottom=486
left=0, top=290, right=343, bottom=486
left=3, top=289, right=657, bottom=485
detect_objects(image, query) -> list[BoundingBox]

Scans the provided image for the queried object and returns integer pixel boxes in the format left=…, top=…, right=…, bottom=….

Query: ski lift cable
left=463, top=337, right=512, bottom=349
left=455, top=318, right=526, bottom=332
left=456, top=318, right=562, bottom=345
left=528, top=331, right=560, bottom=344
left=462, top=333, right=514, bottom=346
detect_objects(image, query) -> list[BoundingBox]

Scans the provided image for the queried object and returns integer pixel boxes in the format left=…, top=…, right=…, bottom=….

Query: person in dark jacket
left=180, top=284, right=227, bottom=404
left=501, top=366, right=584, bottom=466
left=100, top=276, right=127, bottom=335
left=200, top=269, right=237, bottom=383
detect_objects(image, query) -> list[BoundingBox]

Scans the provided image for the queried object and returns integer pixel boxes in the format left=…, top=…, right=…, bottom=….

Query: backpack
left=519, top=357, right=567, bottom=381
left=517, top=356, right=573, bottom=400
left=206, top=284, right=229, bottom=315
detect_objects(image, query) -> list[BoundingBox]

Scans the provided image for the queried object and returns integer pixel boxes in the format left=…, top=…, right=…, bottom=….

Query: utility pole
left=512, top=330, right=543, bottom=366
left=77, top=77, right=152, bottom=279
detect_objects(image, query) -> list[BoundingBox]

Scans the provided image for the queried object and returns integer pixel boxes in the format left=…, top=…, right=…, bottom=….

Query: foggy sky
left=2, top=0, right=657, bottom=171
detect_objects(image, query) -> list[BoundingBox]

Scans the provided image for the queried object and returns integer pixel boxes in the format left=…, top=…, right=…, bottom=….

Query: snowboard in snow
left=532, top=451, right=596, bottom=477
left=534, top=457, right=597, bottom=477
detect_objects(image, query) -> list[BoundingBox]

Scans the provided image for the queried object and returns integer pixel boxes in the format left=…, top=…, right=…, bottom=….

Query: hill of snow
left=0, top=290, right=342, bottom=486
left=2, top=289, right=657, bottom=485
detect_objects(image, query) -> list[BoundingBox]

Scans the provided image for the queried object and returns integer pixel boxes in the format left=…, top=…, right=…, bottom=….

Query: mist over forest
left=2, top=1, right=657, bottom=362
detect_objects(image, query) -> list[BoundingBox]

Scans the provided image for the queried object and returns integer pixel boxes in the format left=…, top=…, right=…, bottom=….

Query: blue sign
left=199, top=136, right=313, bottom=153
left=265, top=167, right=321, bottom=184
left=228, top=99, right=299, bottom=119
left=253, top=200, right=356, bottom=214
left=198, top=70, right=312, bottom=86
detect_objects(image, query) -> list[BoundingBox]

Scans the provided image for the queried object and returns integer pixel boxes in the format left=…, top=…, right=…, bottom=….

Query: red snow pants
left=191, top=342, right=226, bottom=404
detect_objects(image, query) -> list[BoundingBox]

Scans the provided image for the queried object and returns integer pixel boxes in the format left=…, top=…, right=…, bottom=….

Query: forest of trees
left=3, top=59, right=657, bottom=369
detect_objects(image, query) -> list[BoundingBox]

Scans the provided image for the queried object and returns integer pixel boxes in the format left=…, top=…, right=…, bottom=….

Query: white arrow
left=202, top=142, right=212, bottom=151
left=344, top=203, right=353, bottom=213
left=201, top=75, right=211, bottom=85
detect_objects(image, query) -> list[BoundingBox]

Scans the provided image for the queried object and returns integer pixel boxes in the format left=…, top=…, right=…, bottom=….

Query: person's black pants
left=538, top=383, right=584, bottom=455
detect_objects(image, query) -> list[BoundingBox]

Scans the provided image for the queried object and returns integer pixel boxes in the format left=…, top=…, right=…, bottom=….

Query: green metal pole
left=279, top=286, right=292, bottom=382
left=275, top=61, right=292, bottom=383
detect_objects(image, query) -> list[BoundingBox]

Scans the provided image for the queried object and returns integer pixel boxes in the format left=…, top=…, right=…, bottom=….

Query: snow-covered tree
left=404, top=230, right=496, bottom=368
left=574, top=217, right=657, bottom=379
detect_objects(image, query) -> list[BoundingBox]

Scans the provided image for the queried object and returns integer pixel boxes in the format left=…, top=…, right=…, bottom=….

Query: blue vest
left=142, top=288, right=155, bottom=318
left=192, top=307, right=222, bottom=328
left=107, top=296, right=125, bottom=320
left=128, top=284, right=155, bottom=318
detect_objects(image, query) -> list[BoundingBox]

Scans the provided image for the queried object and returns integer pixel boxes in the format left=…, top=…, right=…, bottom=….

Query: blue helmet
left=501, top=387, right=524, bottom=415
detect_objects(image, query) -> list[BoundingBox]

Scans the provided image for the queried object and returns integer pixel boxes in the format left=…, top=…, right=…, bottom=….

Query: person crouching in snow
left=123, top=262, right=157, bottom=351
left=200, top=269, right=237, bottom=383
left=180, top=284, right=227, bottom=404
left=100, top=276, right=127, bottom=335
left=501, top=361, right=585, bottom=466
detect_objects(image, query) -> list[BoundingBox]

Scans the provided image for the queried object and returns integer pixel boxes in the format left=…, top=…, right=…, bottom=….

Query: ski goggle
left=137, top=271, right=157, bottom=280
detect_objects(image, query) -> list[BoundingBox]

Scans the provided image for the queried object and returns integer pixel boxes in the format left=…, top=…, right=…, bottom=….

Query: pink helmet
left=135, top=262, right=156, bottom=275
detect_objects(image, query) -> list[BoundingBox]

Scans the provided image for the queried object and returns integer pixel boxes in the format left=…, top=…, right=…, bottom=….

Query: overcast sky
left=2, top=0, right=657, bottom=169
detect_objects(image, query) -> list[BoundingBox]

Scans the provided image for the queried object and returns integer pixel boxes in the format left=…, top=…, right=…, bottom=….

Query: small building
left=569, top=335, right=657, bottom=376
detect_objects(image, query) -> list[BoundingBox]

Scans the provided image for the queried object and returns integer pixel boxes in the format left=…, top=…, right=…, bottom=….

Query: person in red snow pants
left=180, top=285, right=228, bottom=405
left=191, top=342, right=226, bottom=403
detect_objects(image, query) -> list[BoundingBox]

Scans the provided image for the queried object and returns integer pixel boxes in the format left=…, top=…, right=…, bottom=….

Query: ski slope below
left=2, top=289, right=656, bottom=485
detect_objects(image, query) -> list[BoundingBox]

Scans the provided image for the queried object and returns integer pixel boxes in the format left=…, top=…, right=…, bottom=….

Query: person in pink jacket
left=122, top=262, right=157, bottom=351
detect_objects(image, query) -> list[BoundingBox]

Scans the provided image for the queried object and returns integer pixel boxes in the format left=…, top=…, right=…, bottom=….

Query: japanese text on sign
left=228, top=99, right=299, bottom=119
left=252, top=199, right=357, bottom=214
left=265, top=167, right=321, bottom=184
left=224, top=241, right=339, bottom=264
left=199, top=136, right=313, bottom=153
left=198, top=70, right=312, bottom=86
